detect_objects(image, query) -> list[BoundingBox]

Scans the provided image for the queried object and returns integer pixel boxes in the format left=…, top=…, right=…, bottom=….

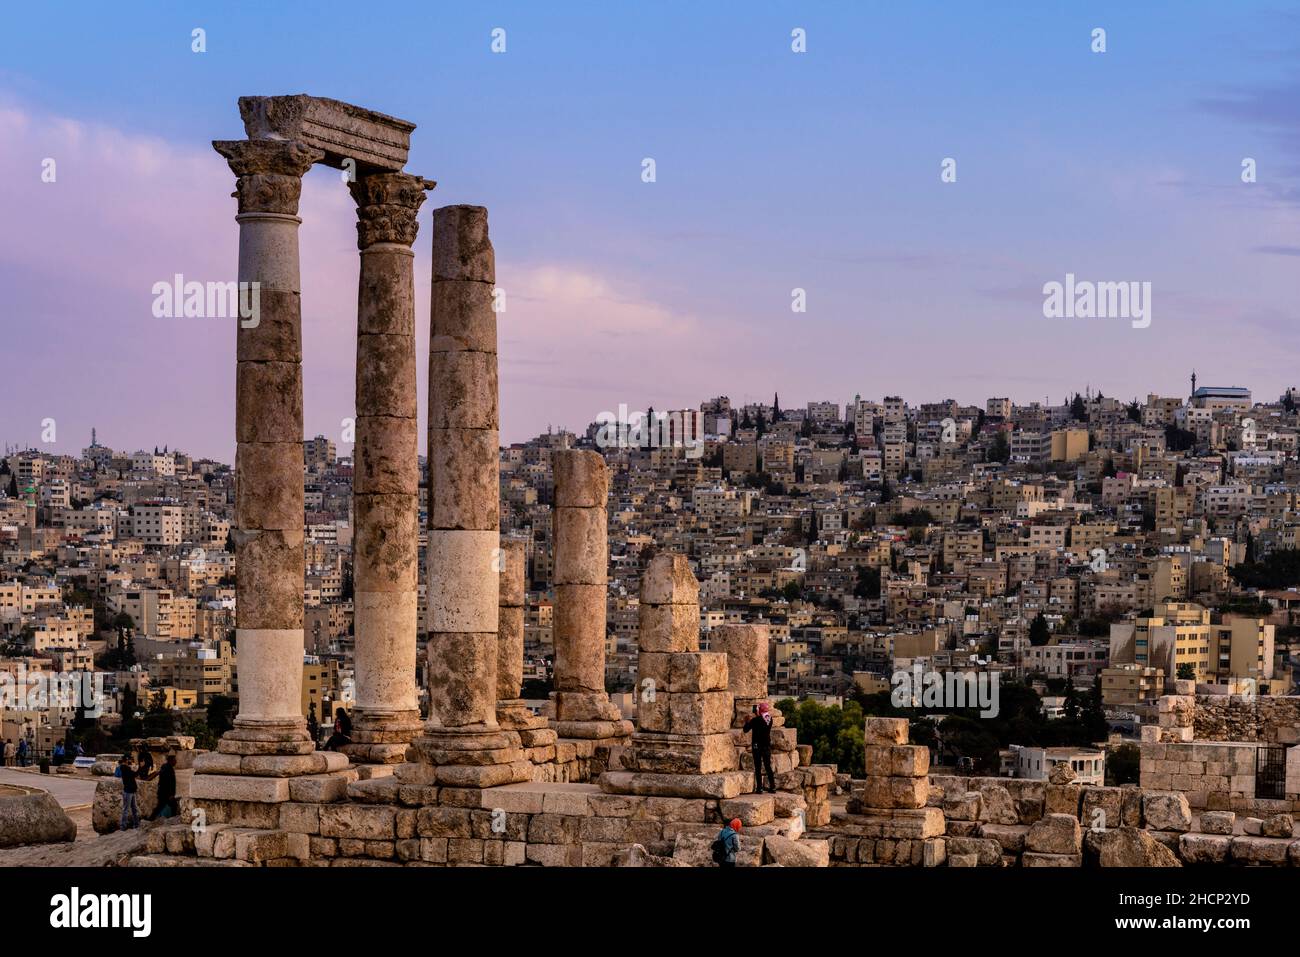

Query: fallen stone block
left=1025, top=814, right=1081, bottom=855
left=762, top=834, right=829, bottom=867
left=0, top=792, right=77, bottom=847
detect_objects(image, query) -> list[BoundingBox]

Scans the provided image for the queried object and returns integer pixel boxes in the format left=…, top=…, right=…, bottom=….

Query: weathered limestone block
left=1199, top=810, right=1235, bottom=835
left=977, top=783, right=1018, bottom=825
left=0, top=792, right=77, bottom=847
left=637, top=603, right=699, bottom=653
left=942, top=792, right=982, bottom=821
left=601, top=770, right=749, bottom=800
left=288, top=773, right=352, bottom=803
left=427, top=351, right=499, bottom=430
left=1121, top=787, right=1143, bottom=827
left=1230, top=836, right=1290, bottom=865
left=944, top=837, right=1002, bottom=866
left=1025, top=814, right=1082, bottom=855
left=1086, top=827, right=1181, bottom=867
left=554, top=691, right=622, bottom=723
left=427, top=428, right=499, bottom=529
left=319, top=804, right=397, bottom=841
left=710, top=624, right=770, bottom=700
left=865, top=744, right=929, bottom=778
left=432, top=204, right=494, bottom=283
left=1142, top=792, right=1192, bottom=832
left=1047, top=762, right=1076, bottom=785
left=1262, top=813, right=1294, bottom=838
left=1080, top=787, right=1123, bottom=829
left=1023, top=852, right=1081, bottom=867
left=191, top=774, right=289, bottom=804
left=552, top=508, right=607, bottom=586
left=553, top=584, right=608, bottom=695
left=721, top=794, right=776, bottom=827
left=641, top=553, right=699, bottom=605
left=1179, top=833, right=1231, bottom=864
left=762, top=835, right=829, bottom=867
left=425, top=631, right=498, bottom=728
left=861, top=776, right=928, bottom=810
left=429, top=279, right=497, bottom=351
left=636, top=691, right=734, bottom=736
left=865, top=717, right=909, bottom=745
left=638, top=651, right=728, bottom=693
left=624, top=732, right=738, bottom=775
left=978, top=823, right=1027, bottom=854
left=426, top=531, right=499, bottom=631
left=1044, top=783, right=1081, bottom=817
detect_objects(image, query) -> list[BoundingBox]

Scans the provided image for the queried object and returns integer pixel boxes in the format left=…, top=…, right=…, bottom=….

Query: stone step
left=128, top=854, right=252, bottom=867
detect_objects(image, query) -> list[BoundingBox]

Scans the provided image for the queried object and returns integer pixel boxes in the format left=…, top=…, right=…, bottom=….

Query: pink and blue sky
left=3, top=1, right=1300, bottom=461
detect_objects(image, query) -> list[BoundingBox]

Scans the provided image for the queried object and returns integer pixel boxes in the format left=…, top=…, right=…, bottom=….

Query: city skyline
left=5, top=2, right=1300, bottom=460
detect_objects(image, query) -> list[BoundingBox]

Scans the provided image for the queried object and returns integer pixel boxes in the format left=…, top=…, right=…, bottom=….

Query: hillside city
left=3, top=377, right=1297, bottom=786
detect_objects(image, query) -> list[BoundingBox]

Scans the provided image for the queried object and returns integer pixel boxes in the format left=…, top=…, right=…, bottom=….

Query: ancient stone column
left=552, top=449, right=624, bottom=735
left=423, top=205, right=500, bottom=731
left=215, top=138, right=321, bottom=757
left=344, top=172, right=431, bottom=763
left=496, top=538, right=556, bottom=769
left=711, top=623, right=771, bottom=718
left=496, top=538, right=527, bottom=706
left=407, top=206, right=530, bottom=789
left=599, top=553, right=742, bottom=799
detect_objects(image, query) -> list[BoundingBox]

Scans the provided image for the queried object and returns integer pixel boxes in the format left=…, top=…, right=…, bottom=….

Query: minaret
left=1190, top=370, right=1197, bottom=398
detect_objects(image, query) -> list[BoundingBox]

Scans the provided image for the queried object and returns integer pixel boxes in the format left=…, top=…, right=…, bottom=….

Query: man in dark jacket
left=743, top=701, right=777, bottom=793
left=118, top=755, right=140, bottom=830
left=147, top=753, right=179, bottom=820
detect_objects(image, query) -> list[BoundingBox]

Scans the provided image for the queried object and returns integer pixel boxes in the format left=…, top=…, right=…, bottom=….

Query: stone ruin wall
left=1193, top=695, right=1300, bottom=744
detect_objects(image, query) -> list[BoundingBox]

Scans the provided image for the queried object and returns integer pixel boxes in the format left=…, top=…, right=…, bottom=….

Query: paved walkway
left=0, top=768, right=96, bottom=808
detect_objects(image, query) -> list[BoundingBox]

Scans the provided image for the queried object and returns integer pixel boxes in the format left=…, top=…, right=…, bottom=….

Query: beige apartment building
left=107, top=586, right=174, bottom=639
left=1050, top=428, right=1089, bottom=462
left=1109, top=602, right=1274, bottom=691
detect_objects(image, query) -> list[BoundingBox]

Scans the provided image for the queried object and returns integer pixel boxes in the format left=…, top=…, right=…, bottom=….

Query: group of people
left=51, top=741, right=84, bottom=766
left=713, top=702, right=780, bottom=867
left=116, top=748, right=178, bottom=831
left=0, top=738, right=31, bottom=767
left=0, top=738, right=87, bottom=767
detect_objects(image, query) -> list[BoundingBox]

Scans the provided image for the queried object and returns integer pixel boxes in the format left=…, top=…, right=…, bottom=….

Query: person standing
left=147, top=753, right=179, bottom=820
left=743, top=701, right=777, bottom=793
left=712, top=818, right=742, bottom=867
left=118, top=754, right=140, bottom=830
left=136, top=747, right=154, bottom=779
left=324, top=707, right=352, bottom=751
left=0, top=739, right=7, bottom=768
left=16, top=738, right=28, bottom=767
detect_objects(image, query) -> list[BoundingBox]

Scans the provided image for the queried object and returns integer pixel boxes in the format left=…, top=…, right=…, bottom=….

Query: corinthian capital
left=349, top=172, right=435, bottom=249
left=212, top=139, right=325, bottom=215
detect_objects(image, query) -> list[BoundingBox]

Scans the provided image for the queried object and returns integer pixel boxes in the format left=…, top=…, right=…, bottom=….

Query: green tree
left=1106, top=743, right=1141, bottom=785
left=1029, top=613, right=1050, bottom=647
left=143, top=689, right=175, bottom=736
left=853, top=566, right=881, bottom=599
left=206, top=694, right=237, bottom=735
left=1176, top=663, right=1196, bottom=681
left=986, top=431, right=1010, bottom=464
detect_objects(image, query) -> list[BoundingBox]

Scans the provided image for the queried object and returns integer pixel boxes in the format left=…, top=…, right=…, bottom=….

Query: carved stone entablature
left=239, top=95, right=415, bottom=174
left=212, top=139, right=324, bottom=215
